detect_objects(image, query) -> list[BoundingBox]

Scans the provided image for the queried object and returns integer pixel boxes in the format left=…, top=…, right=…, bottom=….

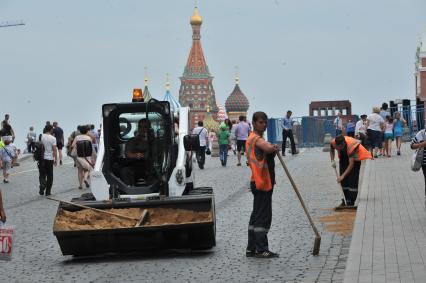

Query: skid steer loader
left=52, top=98, right=215, bottom=256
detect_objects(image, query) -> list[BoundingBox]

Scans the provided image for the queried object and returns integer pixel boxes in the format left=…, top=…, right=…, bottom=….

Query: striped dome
left=163, top=90, right=181, bottom=113
left=225, top=83, right=249, bottom=113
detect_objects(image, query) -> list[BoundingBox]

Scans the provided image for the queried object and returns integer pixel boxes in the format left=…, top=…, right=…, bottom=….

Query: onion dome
left=190, top=7, right=202, bottom=26
left=217, top=103, right=227, bottom=122
left=162, top=77, right=181, bottom=113
left=203, top=106, right=219, bottom=132
left=225, top=76, right=249, bottom=113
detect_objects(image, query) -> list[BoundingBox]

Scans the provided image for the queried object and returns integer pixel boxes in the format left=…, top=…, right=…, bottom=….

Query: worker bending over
left=246, top=111, right=279, bottom=258
left=330, top=135, right=372, bottom=206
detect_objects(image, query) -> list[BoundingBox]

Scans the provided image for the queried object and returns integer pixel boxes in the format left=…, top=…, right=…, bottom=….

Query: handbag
left=206, top=148, right=211, bottom=155
left=411, top=130, right=425, bottom=172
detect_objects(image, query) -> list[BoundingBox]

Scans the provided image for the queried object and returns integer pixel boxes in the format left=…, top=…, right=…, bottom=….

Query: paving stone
left=344, top=146, right=426, bottom=283
left=1, top=149, right=355, bottom=282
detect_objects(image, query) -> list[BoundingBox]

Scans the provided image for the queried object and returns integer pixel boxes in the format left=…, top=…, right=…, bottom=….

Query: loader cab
left=102, top=100, right=175, bottom=197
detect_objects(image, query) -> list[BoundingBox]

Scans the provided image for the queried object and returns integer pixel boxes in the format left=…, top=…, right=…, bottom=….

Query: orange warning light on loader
left=132, top=88, right=143, bottom=102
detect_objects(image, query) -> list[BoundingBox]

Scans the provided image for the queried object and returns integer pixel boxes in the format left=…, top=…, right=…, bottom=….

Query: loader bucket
left=52, top=195, right=215, bottom=256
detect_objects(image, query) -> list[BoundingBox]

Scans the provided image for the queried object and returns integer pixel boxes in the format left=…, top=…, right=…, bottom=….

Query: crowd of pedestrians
left=0, top=115, right=100, bottom=195
left=334, top=103, right=407, bottom=159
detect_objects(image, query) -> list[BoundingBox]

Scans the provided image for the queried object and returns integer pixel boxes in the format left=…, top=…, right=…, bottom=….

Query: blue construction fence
left=267, top=104, right=425, bottom=147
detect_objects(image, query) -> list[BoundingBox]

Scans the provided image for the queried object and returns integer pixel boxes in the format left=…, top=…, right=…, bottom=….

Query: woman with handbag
left=411, top=128, right=426, bottom=198
left=71, top=126, right=95, bottom=190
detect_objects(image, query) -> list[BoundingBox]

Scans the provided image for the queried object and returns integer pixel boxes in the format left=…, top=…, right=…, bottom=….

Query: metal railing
left=268, top=105, right=425, bottom=147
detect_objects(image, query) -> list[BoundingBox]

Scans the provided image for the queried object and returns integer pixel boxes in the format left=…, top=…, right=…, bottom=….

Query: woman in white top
left=383, top=115, right=394, bottom=157
left=367, top=107, right=385, bottom=158
left=71, top=126, right=95, bottom=190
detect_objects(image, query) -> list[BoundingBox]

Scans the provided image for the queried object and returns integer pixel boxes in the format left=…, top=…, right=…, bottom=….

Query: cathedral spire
left=179, top=5, right=218, bottom=128
left=183, top=5, right=210, bottom=78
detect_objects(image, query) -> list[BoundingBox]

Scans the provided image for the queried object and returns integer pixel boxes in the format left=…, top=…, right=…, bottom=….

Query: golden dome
left=190, top=7, right=202, bottom=25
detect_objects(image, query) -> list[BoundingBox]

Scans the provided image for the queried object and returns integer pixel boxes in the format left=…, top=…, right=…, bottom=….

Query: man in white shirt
left=192, top=121, right=209, bottom=169
left=38, top=124, right=57, bottom=196
left=355, top=114, right=368, bottom=147
left=333, top=112, right=343, bottom=136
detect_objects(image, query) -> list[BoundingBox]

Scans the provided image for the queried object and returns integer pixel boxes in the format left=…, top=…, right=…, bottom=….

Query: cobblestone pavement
left=1, top=148, right=352, bottom=282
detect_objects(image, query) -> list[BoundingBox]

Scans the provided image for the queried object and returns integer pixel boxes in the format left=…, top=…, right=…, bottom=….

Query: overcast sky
left=1, top=0, right=426, bottom=148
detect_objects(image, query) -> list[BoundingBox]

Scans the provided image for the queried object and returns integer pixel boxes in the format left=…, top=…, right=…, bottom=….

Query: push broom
left=277, top=154, right=321, bottom=256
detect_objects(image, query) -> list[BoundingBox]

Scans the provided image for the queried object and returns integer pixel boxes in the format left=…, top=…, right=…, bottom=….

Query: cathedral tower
left=179, top=6, right=218, bottom=128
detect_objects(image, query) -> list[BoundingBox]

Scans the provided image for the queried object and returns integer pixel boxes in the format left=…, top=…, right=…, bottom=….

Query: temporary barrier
left=268, top=104, right=426, bottom=147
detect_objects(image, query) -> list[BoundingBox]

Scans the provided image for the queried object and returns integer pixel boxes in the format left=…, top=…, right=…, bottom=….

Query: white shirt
left=367, top=113, right=384, bottom=131
left=334, top=117, right=343, bottom=130
left=41, top=133, right=57, bottom=160
left=192, top=126, right=208, bottom=147
left=355, top=120, right=367, bottom=135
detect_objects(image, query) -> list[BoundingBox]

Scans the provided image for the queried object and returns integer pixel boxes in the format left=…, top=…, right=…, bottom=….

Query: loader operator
left=246, top=111, right=280, bottom=258
left=120, top=118, right=153, bottom=186
left=330, top=135, right=372, bottom=206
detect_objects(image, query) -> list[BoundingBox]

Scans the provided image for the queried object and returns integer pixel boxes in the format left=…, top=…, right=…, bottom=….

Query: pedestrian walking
left=281, top=110, right=296, bottom=156
left=218, top=122, right=230, bottom=166
left=0, top=137, right=16, bottom=183
left=71, top=126, right=95, bottom=189
left=379, top=103, right=390, bottom=156
left=0, top=123, right=15, bottom=144
left=26, top=126, right=37, bottom=153
left=355, top=114, right=368, bottom=147
left=411, top=128, right=426, bottom=201
left=0, top=114, right=9, bottom=129
left=393, top=111, right=406, bottom=155
left=367, top=107, right=384, bottom=158
left=1, top=114, right=14, bottom=142
left=52, top=122, right=64, bottom=165
left=230, top=120, right=237, bottom=155
left=246, top=111, right=279, bottom=258
left=384, top=115, right=394, bottom=157
left=333, top=112, right=343, bottom=136
left=38, top=125, right=57, bottom=196
left=330, top=135, right=372, bottom=206
left=235, top=115, right=251, bottom=166
left=346, top=119, right=355, bottom=138
left=192, top=121, right=209, bottom=169
left=67, top=126, right=81, bottom=167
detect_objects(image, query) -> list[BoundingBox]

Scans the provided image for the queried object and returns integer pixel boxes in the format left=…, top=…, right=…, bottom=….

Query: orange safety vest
left=245, top=132, right=273, bottom=191
left=330, top=136, right=372, bottom=161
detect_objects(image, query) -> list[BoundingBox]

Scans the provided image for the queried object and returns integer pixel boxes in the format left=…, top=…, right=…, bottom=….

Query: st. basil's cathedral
left=135, top=6, right=250, bottom=130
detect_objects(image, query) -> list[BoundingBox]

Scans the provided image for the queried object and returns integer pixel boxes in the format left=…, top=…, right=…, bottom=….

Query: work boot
left=255, top=251, right=279, bottom=258
left=246, top=250, right=255, bottom=257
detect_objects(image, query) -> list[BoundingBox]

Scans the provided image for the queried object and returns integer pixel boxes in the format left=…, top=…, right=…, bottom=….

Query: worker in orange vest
left=245, top=111, right=280, bottom=258
left=330, top=134, right=372, bottom=206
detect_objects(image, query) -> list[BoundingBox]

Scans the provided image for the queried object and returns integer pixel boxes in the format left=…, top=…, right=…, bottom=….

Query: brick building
left=309, top=100, right=352, bottom=117
left=416, top=34, right=426, bottom=121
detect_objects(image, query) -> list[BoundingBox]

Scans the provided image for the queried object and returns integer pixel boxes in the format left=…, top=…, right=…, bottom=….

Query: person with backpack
left=38, top=125, right=57, bottom=196
left=71, top=126, right=95, bottom=190
left=0, top=137, right=16, bottom=183
left=52, top=122, right=64, bottom=165
left=192, top=121, right=209, bottom=169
